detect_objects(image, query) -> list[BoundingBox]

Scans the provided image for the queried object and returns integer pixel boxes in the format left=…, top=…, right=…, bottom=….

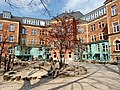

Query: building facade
left=104, top=0, right=120, bottom=62
left=78, top=5, right=110, bottom=62
left=0, top=0, right=120, bottom=62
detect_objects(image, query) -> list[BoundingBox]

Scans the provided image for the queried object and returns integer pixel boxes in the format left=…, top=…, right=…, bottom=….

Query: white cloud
left=1, top=0, right=52, bottom=14
left=62, top=0, right=106, bottom=14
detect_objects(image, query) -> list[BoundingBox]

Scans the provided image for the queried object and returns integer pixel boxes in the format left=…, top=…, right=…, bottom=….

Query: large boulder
left=3, top=73, right=12, bottom=81
left=78, top=66, right=87, bottom=75
left=64, top=66, right=75, bottom=71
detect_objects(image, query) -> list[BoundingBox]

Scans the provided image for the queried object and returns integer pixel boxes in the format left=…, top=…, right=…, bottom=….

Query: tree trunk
left=0, top=56, right=1, bottom=68
left=7, top=55, right=11, bottom=71
left=11, top=54, right=14, bottom=70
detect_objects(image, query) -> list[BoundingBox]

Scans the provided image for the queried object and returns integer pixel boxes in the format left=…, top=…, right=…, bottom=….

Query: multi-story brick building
left=104, top=0, right=120, bottom=62
left=50, top=13, right=82, bottom=61
left=0, top=0, right=119, bottom=62
left=0, top=11, right=20, bottom=56
left=78, top=5, right=110, bottom=62
left=77, top=0, right=120, bottom=62
left=0, top=11, right=50, bottom=60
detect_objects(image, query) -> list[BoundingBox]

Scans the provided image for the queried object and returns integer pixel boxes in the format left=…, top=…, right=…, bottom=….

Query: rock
left=8, top=71, right=17, bottom=75
left=41, top=74, right=49, bottom=78
left=3, top=73, right=11, bottom=81
left=67, top=71, right=75, bottom=77
left=78, top=66, right=87, bottom=75
left=38, top=76, right=41, bottom=79
left=16, top=76, right=21, bottom=81
left=39, top=61, right=44, bottom=66
left=64, top=66, right=75, bottom=71
left=11, top=76, right=16, bottom=81
left=32, top=76, right=37, bottom=80
left=44, top=61, right=51, bottom=66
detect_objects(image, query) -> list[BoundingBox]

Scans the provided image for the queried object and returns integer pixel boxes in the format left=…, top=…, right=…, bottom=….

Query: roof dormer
left=3, top=11, right=12, bottom=19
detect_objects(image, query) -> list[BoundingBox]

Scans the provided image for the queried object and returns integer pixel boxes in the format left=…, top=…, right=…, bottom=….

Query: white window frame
left=113, top=22, right=119, bottom=33
left=33, top=39, right=36, bottom=45
left=54, top=52, right=57, bottom=59
left=81, top=37, right=84, bottom=43
left=8, top=47, right=12, bottom=54
left=10, top=24, right=14, bottom=31
left=68, top=52, right=72, bottom=59
left=111, top=5, right=117, bottom=16
left=116, top=42, right=120, bottom=51
left=22, top=28, right=25, bottom=34
left=40, top=40, right=44, bottom=45
left=101, top=21, right=104, bottom=28
left=97, top=44, right=100, bottom=52
left=78, top=27, right=81, bottom=33
left=9, top=36, right=14, bottom=42
left=98, top=22, right=101, bottom=29
left=0, top=23, right=3, bottom=30
left=99, top=33, right=103, bottom=40
left=93, top=24, right=95, bottom=30
left=31, top=39, right=33, bottom=44
left=31, top=30, right=36, bottom=35
left=22, top=38, right=26, bottom=44
left=102, top=44, right=105, bottom=52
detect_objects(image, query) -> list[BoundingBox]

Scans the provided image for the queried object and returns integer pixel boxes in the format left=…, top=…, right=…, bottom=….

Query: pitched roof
left=104, top=0, right=114, bottom=4
left=52, top=11, right=83, bottom=20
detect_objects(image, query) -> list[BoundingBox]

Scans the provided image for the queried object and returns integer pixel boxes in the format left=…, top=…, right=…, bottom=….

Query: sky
left=0, top=0, right=105, bottom=20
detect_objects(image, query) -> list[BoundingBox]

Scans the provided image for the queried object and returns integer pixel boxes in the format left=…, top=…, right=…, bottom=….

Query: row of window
left=91, top=33, right=105, bottom=42
left=23, top=18, right=50, bottom=26
left=22, top=28, right=45, bottom=35
left=85, top=44, right=108, bottom=52
left=78, top=27, right=84, bottom=33
left=0, top=35, right=14, bottom=42
left=83, top=54, right=108, bottom=60
left=113, top=22, right=119, bottom=33
left=83, top=6, right=106, bottom=21
left=90, top=21, right=104, bottom=31
left=53, top=52, right=72, bottom=58
left=0, top=23, right=14, bottom=31
left=53, top=41, right=73, bottom=47
left=53, top=26, right=72, bottom=33
left=21, top=38, right=45, bottom=45
left=83, top=5, right=118, bottom=21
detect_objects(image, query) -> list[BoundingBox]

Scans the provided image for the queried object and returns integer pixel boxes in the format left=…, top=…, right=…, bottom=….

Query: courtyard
left=0, top=62, right=120, bottom=90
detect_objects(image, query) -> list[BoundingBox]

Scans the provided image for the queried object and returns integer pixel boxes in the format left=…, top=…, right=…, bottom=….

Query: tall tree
left=47, top=16, right=78, bottom=68
left=0, top=24, right=9, bottom=68
left=0, top=24, right=14, bottom=70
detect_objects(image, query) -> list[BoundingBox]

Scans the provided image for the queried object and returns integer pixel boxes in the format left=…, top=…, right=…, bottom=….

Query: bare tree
left=4, top=0, right=55, bottom=17
left=47, top=16, right=78, bottom=69
left=0, top=24, right=9, bottom=68
left=0, top=24, right=15, bottom=72
left=74, top=38, right=85, bottom=61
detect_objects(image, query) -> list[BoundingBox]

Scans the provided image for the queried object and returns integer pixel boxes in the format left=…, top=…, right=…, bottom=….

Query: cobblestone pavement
left=0, top=62, right=120, bottom=90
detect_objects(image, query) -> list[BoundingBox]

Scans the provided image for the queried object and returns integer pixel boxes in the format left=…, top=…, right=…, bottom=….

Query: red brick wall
left=106, top=0, right=120, bottom=61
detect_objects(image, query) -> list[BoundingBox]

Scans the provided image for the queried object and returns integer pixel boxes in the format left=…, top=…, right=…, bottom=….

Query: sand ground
left=0, top=62, right=120, bottom=90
